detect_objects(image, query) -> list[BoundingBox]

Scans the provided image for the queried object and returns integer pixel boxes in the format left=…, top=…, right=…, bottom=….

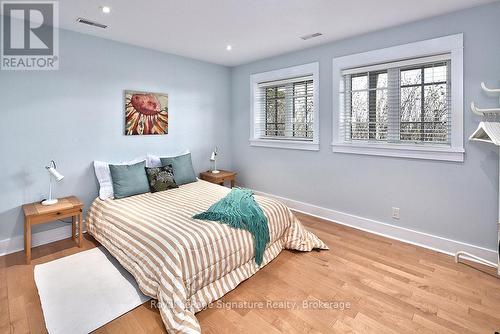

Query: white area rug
left=34, top=247, right=151, bottom=334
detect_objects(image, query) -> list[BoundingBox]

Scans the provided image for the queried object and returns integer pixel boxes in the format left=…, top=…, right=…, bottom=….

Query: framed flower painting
left=125, top=90, right=168, bottom=135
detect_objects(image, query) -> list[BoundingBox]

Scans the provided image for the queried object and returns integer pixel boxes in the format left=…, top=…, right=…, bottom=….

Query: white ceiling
left=55, top=0, right=497, bottom=66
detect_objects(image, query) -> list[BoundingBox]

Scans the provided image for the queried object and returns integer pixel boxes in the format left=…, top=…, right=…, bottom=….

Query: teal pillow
left=109, top=161, right=150, bottom=199
left=160, top=153, right=197, bottom=185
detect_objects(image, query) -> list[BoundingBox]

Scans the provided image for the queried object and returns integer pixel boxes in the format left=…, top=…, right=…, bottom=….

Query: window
left=400, top=63, right=449, bottom=143
left=344, top=58, right=450, bottom=144
left=263, top=80, right=314, bottom=138
left=250, top=62, right=319, bottom=151
left=348, top=71, right=388, bottom=141
left=332, top=34, right=464, bottom=162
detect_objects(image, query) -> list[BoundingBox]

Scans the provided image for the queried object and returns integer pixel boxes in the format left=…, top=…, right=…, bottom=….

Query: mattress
left=86, top=180, right=327, bottom=333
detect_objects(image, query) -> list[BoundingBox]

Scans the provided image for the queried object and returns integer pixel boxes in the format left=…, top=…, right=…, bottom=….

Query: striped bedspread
left=86, top=180, right=327, bottom=333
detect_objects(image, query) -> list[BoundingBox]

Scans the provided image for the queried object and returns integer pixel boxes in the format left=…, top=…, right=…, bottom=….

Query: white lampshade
left=47, top=166, right=64, bottom=181
left=42, top=160, right=64, bottom=206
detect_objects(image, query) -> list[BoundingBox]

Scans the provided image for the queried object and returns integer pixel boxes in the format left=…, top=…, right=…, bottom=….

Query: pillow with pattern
left=145, top=165, right=178, bottom=193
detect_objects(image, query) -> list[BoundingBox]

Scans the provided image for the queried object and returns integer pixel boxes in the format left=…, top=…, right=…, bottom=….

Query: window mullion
left=420, top=67, right=425, bottom=142
left=387, top=68, right=400, bottom=142
left=305, top=81, right=308, bottom=138
left=292, top=83, right=296, bottom=137
left=273, top=88, right=277, bottom=136
left=368, top=72, right=377, bottom=140
left=284, top=85, right=293, bottom=137
left=264, top=88, right=268, bottom=136
left=344, top=74, right=352, bottom=141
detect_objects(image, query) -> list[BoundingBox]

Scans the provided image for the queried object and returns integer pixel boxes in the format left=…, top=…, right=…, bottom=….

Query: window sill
left=331, top=142, right=464, bottom=162
left=250, top=138, right=319, bottom=151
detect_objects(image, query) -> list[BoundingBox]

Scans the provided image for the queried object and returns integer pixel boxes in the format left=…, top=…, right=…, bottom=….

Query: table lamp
left=42, top=160, right=64, bottom=206
left=210, top=146, right=220, bottom=174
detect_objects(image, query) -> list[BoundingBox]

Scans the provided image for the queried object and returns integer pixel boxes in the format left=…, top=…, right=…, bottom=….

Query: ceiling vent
left=300, top=32, right=322, bottom=41
left=76, top=18, right=108, bottom=29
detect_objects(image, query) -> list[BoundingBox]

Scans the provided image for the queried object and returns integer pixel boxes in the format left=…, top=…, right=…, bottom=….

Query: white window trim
left=331, top=34, right=464, bottom=162
left=250, top=62, right=320, bottom=151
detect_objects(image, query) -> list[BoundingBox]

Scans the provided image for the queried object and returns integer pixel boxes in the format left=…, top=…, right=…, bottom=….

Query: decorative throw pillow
left=109, top=161, right=150, bottom=199
left=145, top=165, right=178, bottom=193
left=93, top=156, right=147, bottom=200
left=160, top=152, right=197, bottom=186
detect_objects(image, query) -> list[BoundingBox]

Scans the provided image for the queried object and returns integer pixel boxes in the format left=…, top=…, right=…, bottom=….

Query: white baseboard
left=254, top=190, right=498, bottom=266
left=1, top=193, right=497, bottom=268
left=0, top=225, right=75, bottom=257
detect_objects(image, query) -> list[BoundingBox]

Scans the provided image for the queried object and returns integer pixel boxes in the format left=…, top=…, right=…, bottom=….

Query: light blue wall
left=2, top=3, right=499, bottom=251
left=230, top=2, right=500, bottom=250
left=0, top=26, right=232, bottom=241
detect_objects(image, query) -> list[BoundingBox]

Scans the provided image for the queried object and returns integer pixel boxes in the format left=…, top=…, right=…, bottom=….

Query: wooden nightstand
left=199, top=170, right=237, bottom=188
left=22, top=196, right=84, bottom=264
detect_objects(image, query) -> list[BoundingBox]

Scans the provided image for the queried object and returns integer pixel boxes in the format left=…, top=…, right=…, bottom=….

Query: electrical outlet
left=392, top=207, right=400, bottom=220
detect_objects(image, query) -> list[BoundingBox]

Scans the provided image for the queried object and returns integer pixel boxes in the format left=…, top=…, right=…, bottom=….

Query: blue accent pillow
left=160, top=153, right=197, bottom=186
left=109, top=161, right=150, bottom=199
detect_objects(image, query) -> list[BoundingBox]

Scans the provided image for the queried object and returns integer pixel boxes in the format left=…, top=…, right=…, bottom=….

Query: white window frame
left=250, top=62, right=320, bottom=151
left=332, top=34, right=464, bottom=162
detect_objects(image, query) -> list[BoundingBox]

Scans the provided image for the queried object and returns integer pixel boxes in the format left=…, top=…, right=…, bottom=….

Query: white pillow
left=93, top=156, right=147, bottom=200
left=147, top=150, right=190, bottom=168
left=146, top=154, right=162, bottom=168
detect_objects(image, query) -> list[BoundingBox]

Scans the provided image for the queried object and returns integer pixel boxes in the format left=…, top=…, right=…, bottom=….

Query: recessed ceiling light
left=226, top=45, right=232, bottom=51
left=101, top=6, right=111, bottom=14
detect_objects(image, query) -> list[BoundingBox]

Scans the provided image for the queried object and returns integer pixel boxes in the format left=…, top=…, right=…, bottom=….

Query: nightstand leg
left=231, top=179, right=235, bottom=188
left=25, top=219, right=31, bottom=264
left=78, top=212, right=83, bottom=247
left=72, top=216, right=76, bottom=240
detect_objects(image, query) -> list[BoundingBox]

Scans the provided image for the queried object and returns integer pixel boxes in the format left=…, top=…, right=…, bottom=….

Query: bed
left=86, top=180, right=327, bottom=333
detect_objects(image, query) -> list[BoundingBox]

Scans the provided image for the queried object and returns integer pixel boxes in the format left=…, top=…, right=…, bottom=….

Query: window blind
left=255, top=76, right=314, bottom=140
left=340, top=56, right=451, bottom=145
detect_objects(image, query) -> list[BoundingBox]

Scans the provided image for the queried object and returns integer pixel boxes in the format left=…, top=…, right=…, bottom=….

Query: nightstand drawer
left=30, top=207, right=82, bottom=225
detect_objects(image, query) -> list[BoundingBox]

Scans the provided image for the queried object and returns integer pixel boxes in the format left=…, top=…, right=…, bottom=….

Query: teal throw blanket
left=192, top=188, right=270, bottom=265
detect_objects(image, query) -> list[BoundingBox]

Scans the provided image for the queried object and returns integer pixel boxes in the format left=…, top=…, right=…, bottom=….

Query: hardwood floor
left=1, top=212, right=499, bottom=333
